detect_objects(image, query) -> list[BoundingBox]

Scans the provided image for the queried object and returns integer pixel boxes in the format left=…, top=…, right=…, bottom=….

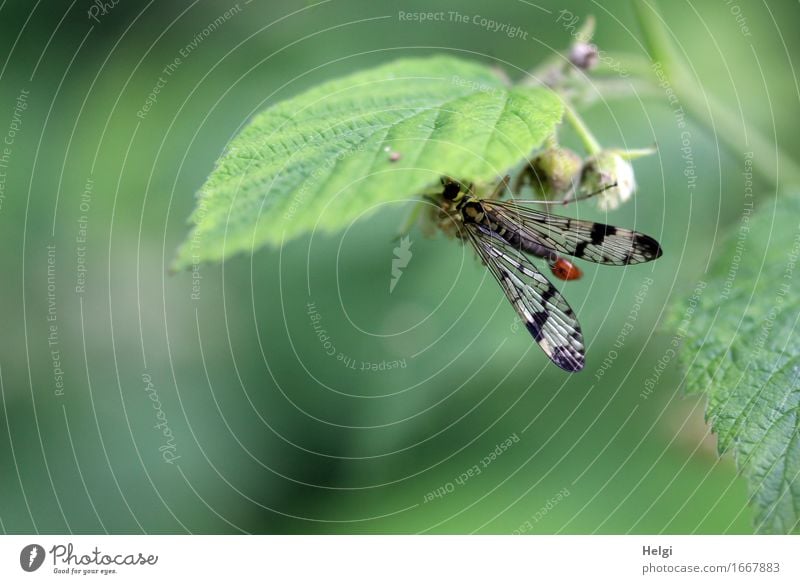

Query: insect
left=427, top=176, right=663, bottom=372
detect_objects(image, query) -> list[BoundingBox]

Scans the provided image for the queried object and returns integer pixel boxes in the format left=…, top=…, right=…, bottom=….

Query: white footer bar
left=1, top=535, right=797, bottom=582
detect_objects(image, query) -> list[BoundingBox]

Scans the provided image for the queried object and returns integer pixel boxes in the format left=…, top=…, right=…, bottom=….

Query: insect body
left=432, top=177, right=662, bottom=372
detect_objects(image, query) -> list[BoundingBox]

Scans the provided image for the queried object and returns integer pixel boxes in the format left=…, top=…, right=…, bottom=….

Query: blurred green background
left=0, top=0, right=797, bottom=534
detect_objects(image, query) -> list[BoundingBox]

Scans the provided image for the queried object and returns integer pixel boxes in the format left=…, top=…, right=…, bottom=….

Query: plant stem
left=563, top=101, right=602, bottom=155
left=631, top=0, right=800, bottom=189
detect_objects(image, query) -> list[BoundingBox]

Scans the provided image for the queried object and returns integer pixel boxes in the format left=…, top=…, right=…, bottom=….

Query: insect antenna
left=508, top=182, right=618, bottom=206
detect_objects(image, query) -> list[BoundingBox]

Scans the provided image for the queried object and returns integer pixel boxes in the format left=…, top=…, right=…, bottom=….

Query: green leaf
left=174, top=55, right=563, bottom=268
left=669, top=195, right=800, bottom=533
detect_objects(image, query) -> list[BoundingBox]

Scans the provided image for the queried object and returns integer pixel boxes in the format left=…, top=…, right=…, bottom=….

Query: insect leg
left=487, top=175, right=511, bottom=200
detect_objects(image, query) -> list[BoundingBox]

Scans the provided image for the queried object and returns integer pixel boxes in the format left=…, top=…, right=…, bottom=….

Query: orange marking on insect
left=551, top=258, right=582, bottom=281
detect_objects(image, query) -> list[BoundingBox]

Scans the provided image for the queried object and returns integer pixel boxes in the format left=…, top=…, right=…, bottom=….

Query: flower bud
left=579, top=151, right=636, bottom=210
left=517, top=147, right=582, bottom=199
left=569, top=42, right=599, bottom=71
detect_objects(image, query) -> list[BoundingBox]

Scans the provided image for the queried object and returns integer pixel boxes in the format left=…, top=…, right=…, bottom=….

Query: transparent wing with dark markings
left=464, top=223, right=586, bottom=372
left=482, top=200, right=663, bottom=266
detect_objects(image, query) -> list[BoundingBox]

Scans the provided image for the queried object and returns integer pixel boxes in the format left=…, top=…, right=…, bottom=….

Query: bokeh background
left=0, top=0, right=798, bottom=534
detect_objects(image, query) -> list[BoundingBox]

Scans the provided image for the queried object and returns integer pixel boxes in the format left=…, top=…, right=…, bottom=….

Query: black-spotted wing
left=482, top=200, right=663, bottom=266
left=464, top=223, right=586, bottom=372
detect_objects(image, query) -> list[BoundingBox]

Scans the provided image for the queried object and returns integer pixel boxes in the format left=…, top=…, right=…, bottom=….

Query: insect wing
left=465, top=224, right=586, bottom=372
left=483, top=200, right=663, bottom=266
